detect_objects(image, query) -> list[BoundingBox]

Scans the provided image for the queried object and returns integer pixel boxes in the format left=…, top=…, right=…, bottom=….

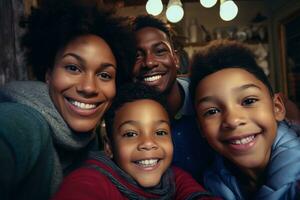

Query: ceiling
left=103, top=0, right=263, bottom=7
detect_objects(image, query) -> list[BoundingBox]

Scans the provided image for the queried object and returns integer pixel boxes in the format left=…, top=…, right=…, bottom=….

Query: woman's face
left=46, top=34, right=117, bottom=133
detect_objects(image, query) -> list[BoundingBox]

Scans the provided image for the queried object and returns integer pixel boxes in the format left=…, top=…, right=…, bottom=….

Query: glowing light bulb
left=200, top=0, right=217, bottom=8
left=146, top=0, right=163, bottom=16
left=166, top=0, right=184, bottom=23
left=220, top=0, right=238, bottom=21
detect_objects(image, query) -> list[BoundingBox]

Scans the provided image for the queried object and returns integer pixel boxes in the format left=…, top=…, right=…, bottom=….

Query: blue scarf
left=204, top=122, right=300, bottom=200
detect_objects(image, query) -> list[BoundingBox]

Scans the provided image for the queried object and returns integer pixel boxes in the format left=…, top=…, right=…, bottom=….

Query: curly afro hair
left=190, top=39, right=273, bottom=103
left=104, top=82, right=170, bottom=140
left=20, top=0, right=136, bottom=87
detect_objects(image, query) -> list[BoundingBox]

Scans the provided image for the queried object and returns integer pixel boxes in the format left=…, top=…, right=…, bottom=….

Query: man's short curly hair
left=20, top=0, right=136, bottom=86
left=190, top=39, right=274, bottom=102
left=131, top=14, right=175, bottom=48
left=104, top=83, right=170, bottom=140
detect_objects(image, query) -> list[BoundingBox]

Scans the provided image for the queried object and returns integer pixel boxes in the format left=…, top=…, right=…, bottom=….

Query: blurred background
left=1, top=0, right=299, bottom=109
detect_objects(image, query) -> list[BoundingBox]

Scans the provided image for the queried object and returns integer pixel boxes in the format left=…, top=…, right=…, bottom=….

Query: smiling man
left=131, top=15, right=213, bottom=182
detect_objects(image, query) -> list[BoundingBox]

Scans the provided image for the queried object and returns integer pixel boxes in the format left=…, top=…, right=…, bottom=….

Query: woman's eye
left=123, top=131, right=137, bottom=138
left=203, top=108, right=220, bottom=117
left=97, top=72, right=112, bottom=80
left=65, top=64, right=80, bottom=73
left=156, top=130, right=168, bottom=136
left=242, top=98, right=258, bottom=106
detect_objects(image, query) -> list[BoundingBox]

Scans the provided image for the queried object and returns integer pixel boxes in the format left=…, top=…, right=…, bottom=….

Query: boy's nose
left=137, top=135, right=158, bottom=151
left=221, top=109, right=247, bottom=130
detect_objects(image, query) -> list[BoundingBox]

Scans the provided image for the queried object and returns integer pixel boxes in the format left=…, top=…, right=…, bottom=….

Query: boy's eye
left=156, top=130, right=168, bottom=136
left=97, top=72, right=112, bottom=81
left=203, top=108, right=220, bottom=117
left=123, top=131, right=137, bottom=138
left=65, top=64, right=81, bottom=73
left=242, top=98, right=258, bottom=106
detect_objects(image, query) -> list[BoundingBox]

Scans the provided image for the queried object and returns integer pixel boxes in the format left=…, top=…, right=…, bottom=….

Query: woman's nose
left=76, top=74, right=99, bottom=97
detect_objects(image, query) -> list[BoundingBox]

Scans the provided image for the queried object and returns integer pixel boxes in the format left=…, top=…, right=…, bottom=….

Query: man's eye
left=65, top=64, right=80, bottom=72
left=156, top=48, right=168, bottom=56
left=242, top=98, right=258, bottom=106
left=203, top=108, right=220, bottom=117
left=123, top=131, right=137, bottom=138
left=97, top=72, right=112, bottom=81
left=136, top=51, right=143, bottom=59
left=156, top=130, right=168, bottom=136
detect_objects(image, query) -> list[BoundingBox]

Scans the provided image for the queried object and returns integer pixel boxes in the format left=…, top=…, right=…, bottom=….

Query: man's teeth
left=230, top=135, right=255, bottom=145
left=136, top=159, right=158, bottom=167
left=70, top=100, right=97, bottom=109
left=144, top=75, right=162, bottom=82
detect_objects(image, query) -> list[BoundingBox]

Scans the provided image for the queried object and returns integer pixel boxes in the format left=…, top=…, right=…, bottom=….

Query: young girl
left=53, top=83, right=220, bottom=200
left=190, top=39, right=300, bottom=199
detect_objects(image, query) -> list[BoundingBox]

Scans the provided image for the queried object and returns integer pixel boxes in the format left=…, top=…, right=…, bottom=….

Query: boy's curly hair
left=20, top=0, right=136, bottom=86
left=190, top=39, right=274, bottom=102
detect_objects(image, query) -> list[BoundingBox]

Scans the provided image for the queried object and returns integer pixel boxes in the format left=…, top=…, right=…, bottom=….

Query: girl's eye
left=156, top=130, right=168, bottom=136
left=242, top=98, right=258, bottom=106
left=203, top=108, right=220, bottom=117
left=123, top=131, right=137, bottom=138
left=97, top=72, right=112, bottom=81
left=65, top=64, right=80, bottom=73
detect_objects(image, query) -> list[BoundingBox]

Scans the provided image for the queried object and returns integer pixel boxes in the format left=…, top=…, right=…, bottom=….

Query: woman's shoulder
left=0, top=102, right=52, bottom=147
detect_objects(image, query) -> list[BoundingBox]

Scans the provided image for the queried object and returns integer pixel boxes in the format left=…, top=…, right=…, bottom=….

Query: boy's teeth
left=136, top=159, right=158, bottom=167
left=70, top=100, right=97, bottom=109
left=230, top=135, right=255, bottom=145
left=144, top=75, right=162, bottom=82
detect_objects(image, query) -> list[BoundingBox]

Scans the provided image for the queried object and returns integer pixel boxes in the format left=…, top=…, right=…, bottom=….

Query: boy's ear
left=273, top=93, right=286, bottom=121
left=103, top=135, right=113, bottom=159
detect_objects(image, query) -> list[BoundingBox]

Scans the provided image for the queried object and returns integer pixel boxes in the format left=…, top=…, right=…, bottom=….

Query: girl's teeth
left=144, top=75, right=162, bottom=82
left=230, top=135, right=255, bottom=145
left=70, top=100, right=96, bottom=109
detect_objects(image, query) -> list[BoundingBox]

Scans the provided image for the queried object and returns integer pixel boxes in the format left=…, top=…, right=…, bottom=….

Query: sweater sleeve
left=52, top=166, right=124, bottom=200
left=173, top=166, right=221, bottom=200
left=0, top=102, right=54, bottom=200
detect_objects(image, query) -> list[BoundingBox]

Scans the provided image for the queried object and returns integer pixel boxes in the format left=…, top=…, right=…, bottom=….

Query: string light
left=146, top=0, right=163, bottom=16
left=200, top=0, right=217, bottom=8
left=220, top=0, right=238, bottom=21
left=166, top=0, right=184, bottom=23
left=145, top=0, right=238, bottom=23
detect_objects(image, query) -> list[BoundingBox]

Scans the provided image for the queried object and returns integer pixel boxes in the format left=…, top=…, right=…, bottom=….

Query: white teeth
left=231, top=135, right=255, bottom=145
left=137, top=159, right=158, bottom=167
left=144, top=75, right=162, bottom=82
left=70, top=100, right=97, bottom=109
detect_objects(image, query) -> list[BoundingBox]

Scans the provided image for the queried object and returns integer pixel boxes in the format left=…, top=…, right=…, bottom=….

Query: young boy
left=53, top=83, right=219, bottom=200
left=190, top=39, right=300, bottom=200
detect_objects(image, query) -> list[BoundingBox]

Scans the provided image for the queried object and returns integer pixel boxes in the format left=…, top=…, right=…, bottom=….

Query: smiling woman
left=0, top=0, right=136, bottom=199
